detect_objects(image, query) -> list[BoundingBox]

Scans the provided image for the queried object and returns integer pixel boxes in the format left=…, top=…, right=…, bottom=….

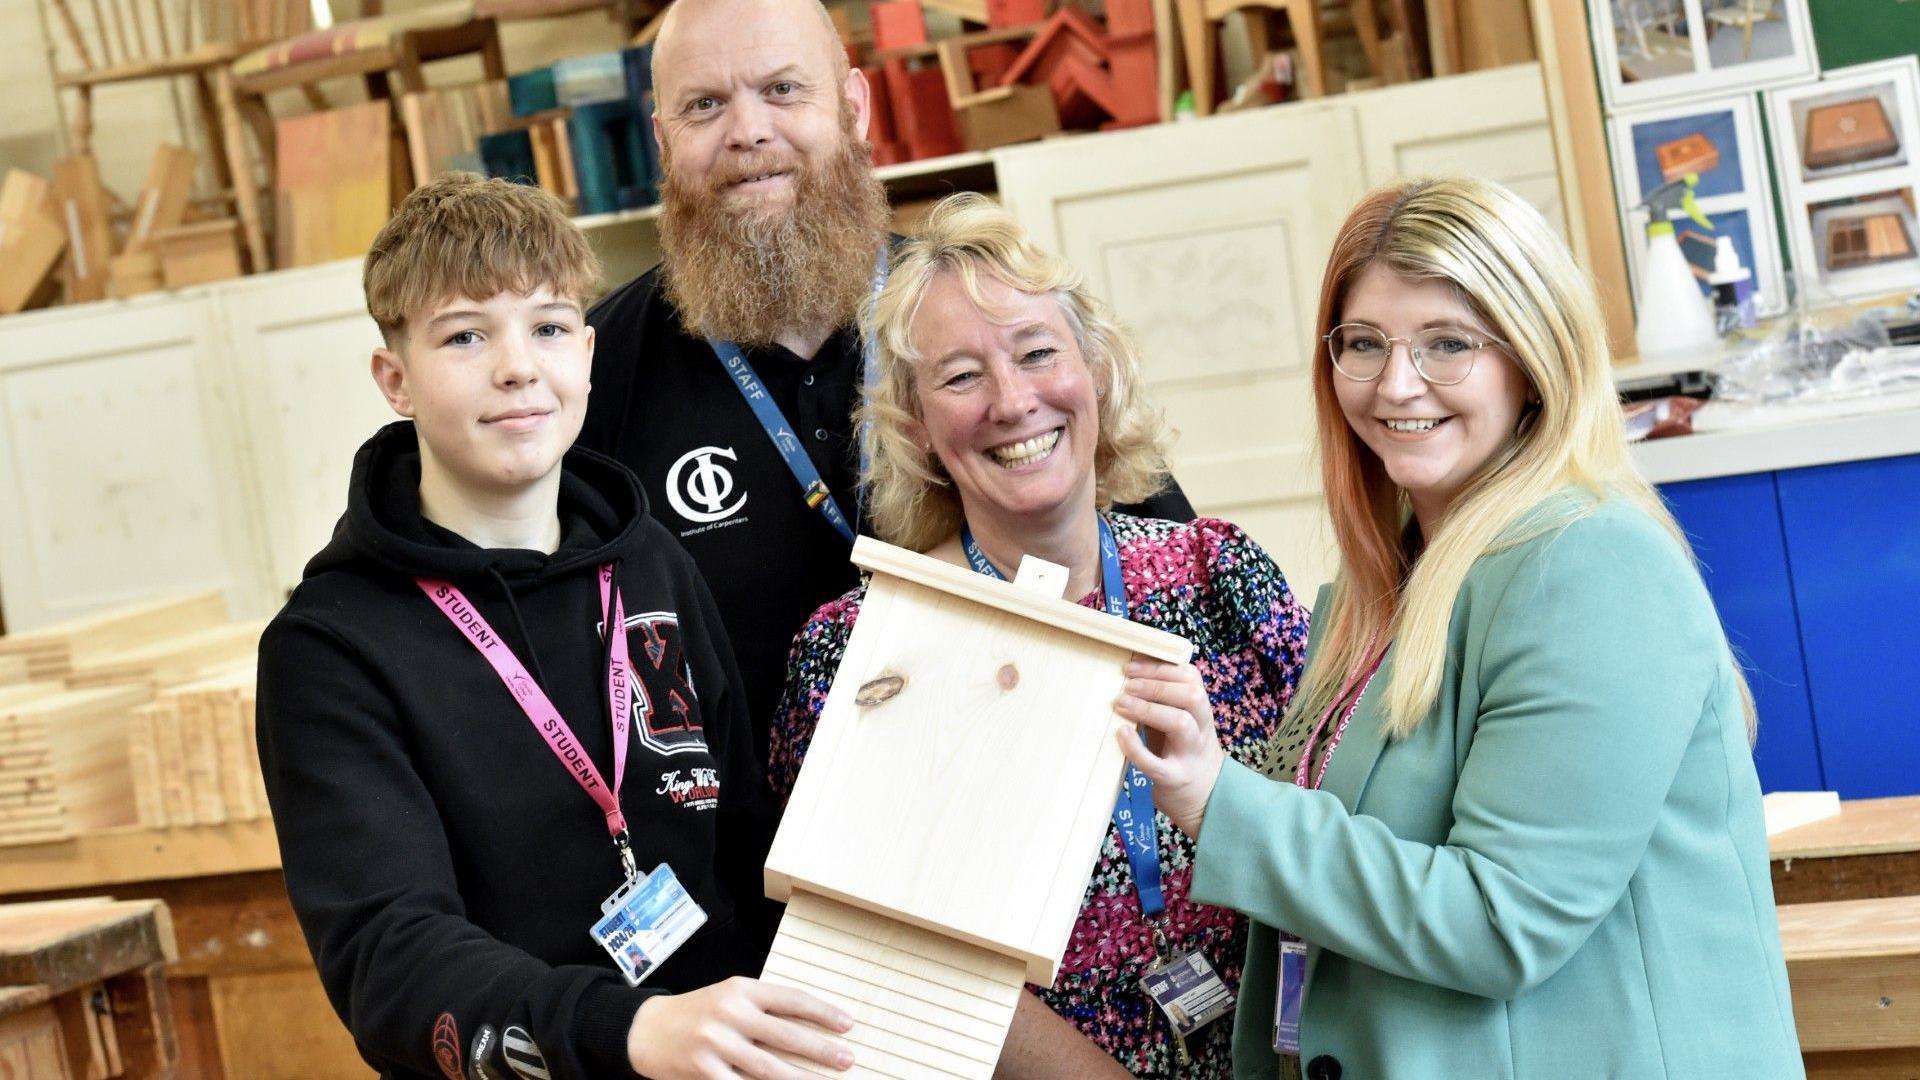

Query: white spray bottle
left=1633, top=174, right=1719, bottom=362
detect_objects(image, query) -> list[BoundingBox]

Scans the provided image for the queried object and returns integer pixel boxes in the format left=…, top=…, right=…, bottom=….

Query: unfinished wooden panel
left=993, top=102, right=1362, bottom=599
left=0, top=1000, right=69, bottom=1078
left=48, top=155, right=114, bottom=303
left=1349, top=63, right=1565, bottom=240
left=761, top=893, right=1024, bottom=1079
left=211, top=258, right=391, bottom=596
left=399, top=81, right=515, bottom=183
left=0, top=170, right=67, bottom=316
left=0, top=685, right=155, bottom=844
left=767, top=539, right=1189, bottom=985
left=0, top=592, right=228, bottom=681
left=1780, top=896, right=1920, bottom=1053
left=130, top=663, right=260, bottom=829
left=274, top=101, right=400, bottom=269
left=207, top=967, right=373, bottom=1080
left=0, top=300, right=267, bottom=631
left=124, top=145, right=200, bottom=254
left=63, top=620, right=264, bottom=690
left=154, top=220, right=245, bottom=288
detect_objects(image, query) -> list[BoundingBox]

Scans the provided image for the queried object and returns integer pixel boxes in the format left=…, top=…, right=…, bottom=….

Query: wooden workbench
left=0, top=820, right=370, bottom=1078
left=0, top=898, right=179, bottom=1078
left=1771, top=796, right=1920, bottom=905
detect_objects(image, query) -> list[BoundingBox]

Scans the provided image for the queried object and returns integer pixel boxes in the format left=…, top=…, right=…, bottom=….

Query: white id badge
left=1140, top=949, right=1234, bottom=1039
left=1273, top=934, right=1307, bottom=1054
left=590, top=863, right=707, bottom=986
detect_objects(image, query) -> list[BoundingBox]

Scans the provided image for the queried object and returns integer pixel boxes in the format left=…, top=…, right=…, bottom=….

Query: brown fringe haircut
left=363, top=173, right=603, bottom=345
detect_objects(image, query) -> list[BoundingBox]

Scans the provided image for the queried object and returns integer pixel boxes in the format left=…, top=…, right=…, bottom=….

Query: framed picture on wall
left=1767, top=58, right=1920, bottom=299
left=1608, top=94, right=1788, bottom=315
left=1590, top=0, right=1818, bottom=110
left=1765, top=58, right=1920, bottom=185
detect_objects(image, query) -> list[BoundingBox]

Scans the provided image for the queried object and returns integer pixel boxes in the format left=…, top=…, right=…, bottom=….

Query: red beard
left=657, top=102, right=891, bottom=346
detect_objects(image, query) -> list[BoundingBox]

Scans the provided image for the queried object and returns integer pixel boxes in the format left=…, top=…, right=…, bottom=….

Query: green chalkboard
left=1808, top=0, right=1920, bottom=69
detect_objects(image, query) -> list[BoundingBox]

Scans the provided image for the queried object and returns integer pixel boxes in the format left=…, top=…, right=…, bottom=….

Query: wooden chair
left=220, top=0, right=507, bottom=270
left=37, top=0, right=314, bottom=272
left=1704, top=0, right=1779, bottom=62
left=1176, top=0, right=1326, bottom=116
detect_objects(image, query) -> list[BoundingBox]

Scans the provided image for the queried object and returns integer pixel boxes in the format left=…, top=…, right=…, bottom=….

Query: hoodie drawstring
left=487, top=566, right=555, bottom=695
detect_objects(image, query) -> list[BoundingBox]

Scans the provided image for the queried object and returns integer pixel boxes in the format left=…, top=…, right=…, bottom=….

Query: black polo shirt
left=581, top=265, right=1195, bottom=757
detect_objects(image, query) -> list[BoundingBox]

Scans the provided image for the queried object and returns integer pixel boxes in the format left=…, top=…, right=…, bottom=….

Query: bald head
left=652, top=0, right=847, bottom=94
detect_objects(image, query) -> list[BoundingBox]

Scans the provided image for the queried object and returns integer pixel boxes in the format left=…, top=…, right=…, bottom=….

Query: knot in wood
left=854, top=674, right=906, bottom=707
left=997, top=663, right=1019, bottom=691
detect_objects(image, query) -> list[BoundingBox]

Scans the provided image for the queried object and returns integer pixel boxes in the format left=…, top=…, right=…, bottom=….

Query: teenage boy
left=257, top=174, right=853, bottom=1080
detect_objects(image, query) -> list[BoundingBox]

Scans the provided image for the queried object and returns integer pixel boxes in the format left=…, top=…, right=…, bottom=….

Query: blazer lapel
left=1315, top=645, right=1395, bottom=814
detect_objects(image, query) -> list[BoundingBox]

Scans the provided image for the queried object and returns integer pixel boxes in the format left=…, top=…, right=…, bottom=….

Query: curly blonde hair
left=859, top=193, right=1173, bottom=552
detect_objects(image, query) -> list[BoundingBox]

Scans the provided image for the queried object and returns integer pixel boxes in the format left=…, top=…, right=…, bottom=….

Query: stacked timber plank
left=127, top=663, right=267, bottom=829
left=0, top=592, right=228, bottom=682
left=0, top=593, right=266, bottom=845
left=0, top=685, right=154, bottom=845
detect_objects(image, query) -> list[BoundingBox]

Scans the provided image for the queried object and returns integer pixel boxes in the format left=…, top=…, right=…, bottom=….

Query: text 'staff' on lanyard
left=709, top=250, right=889, bottom=546
left=417, top=566, right=638, bottom=882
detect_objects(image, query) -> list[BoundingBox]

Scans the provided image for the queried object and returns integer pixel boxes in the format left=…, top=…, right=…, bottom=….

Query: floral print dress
left=770, top=513, right=1311, bottom=1079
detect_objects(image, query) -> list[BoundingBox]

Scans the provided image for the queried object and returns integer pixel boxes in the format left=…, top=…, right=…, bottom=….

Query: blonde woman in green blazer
left=1111, top=178, right=1804, bottom=1079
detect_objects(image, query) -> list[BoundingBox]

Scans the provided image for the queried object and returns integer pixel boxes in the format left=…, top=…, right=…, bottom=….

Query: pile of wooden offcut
left=0, top=592, right=265, bottom=845
left=127, top=664, right=267, bottom=829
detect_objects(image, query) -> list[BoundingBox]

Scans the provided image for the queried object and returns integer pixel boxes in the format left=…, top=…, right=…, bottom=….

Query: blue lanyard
left=959, top=515, right=1166, bottom=919
left=709, top=250, right=889, bottom=546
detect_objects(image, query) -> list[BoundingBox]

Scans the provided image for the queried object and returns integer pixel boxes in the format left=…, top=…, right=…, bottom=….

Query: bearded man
left=580, top=0, right=1192, bottom=767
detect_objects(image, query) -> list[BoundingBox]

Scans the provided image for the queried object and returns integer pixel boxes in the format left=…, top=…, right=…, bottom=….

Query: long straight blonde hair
left=1297, top=177, right=1751, bottom=739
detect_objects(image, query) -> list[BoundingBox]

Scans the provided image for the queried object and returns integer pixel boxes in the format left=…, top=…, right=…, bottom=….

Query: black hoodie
left=257, top=422, right=778, bottom=1080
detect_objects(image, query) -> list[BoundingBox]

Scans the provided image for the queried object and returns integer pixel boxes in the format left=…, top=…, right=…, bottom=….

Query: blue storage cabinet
left=1661, top=473, right=1824, bottom=794
left=1659, top=451, right=1920, bottom=799
left=1775, top=455, right=1920, bottom=799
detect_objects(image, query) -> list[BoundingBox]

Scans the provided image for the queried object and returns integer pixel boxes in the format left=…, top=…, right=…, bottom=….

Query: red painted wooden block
left=1105, top=0, right=1153, bottom=38
left=1105, top=33, right=1157, bottom=127
left=969, top=41, right=1022, bottom=87
left=999, top=7, right=1108, bottom=88
left=864, top=64, right=906, bottom=158
left=884, top=56, right=962, bottom=160
left=986, top=0, right=1045, bottom=28
left=1046, top=49, right=1117, bottom=128
left=869, top=0, right=929, bottom=52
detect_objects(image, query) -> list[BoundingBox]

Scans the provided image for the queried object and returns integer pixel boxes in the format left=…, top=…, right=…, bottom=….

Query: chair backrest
left=41, top=0, right=317, bottom=74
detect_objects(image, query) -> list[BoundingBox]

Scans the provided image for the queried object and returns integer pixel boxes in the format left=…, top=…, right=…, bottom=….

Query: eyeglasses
left=1324, top=323, right=1508, bottom=386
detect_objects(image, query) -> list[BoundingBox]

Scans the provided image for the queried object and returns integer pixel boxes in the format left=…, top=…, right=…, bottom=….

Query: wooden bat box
left=761, top=537, right=1191, bottom=1077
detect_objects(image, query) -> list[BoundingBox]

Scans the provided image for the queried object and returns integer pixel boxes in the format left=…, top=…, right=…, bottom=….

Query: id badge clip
left=1141, top=924, right=1234, bottom=1063
left=1273, top=933, right=1307, bottom=1055
left=591, top=863, right=707, bottom=986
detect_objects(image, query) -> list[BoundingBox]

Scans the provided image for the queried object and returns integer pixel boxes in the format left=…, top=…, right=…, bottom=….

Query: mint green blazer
left=1192, top=496, right=1803, bottom=1078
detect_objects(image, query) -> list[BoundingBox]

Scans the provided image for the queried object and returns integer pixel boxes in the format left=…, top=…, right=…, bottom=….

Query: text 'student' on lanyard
left=417, top=565, right=640, bottom=882
left=960, top=516, right=1167, bottom=919
left=1293, top=634, right=1387, bottom=792
left=709, top=248, right=890, bottom=547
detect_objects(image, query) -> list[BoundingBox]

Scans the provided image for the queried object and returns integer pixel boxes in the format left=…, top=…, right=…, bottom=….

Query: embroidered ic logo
left=666, top=445, right=747, bottom=523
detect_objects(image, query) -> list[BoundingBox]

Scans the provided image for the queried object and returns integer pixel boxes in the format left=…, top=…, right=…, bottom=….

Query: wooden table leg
left=211, top=67, right=270, bottom=274
left=1177, top=0, right=1214, bottom=116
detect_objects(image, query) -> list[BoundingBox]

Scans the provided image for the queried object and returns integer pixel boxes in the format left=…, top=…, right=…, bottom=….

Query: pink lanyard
left=416, top=565, right=638, bottom=879
left=1293, top=636, right=1387, bottom=791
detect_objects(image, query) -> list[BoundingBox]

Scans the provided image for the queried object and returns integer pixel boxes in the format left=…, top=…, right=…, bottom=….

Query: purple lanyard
left=417, top=565, right=639, bottom=879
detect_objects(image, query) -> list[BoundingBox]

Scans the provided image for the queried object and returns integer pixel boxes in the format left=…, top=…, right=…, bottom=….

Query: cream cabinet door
left=992, top=105, right=1365, bottom=599
left=215, top=259, right=395, bottom=599
left=0, top=295, right=272, bottom=630
left=1349, top=63, right=1566, bottom=240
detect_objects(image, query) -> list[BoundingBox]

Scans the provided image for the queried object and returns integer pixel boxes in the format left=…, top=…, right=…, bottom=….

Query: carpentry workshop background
left=3, top=0, right=1920, bottom=1077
